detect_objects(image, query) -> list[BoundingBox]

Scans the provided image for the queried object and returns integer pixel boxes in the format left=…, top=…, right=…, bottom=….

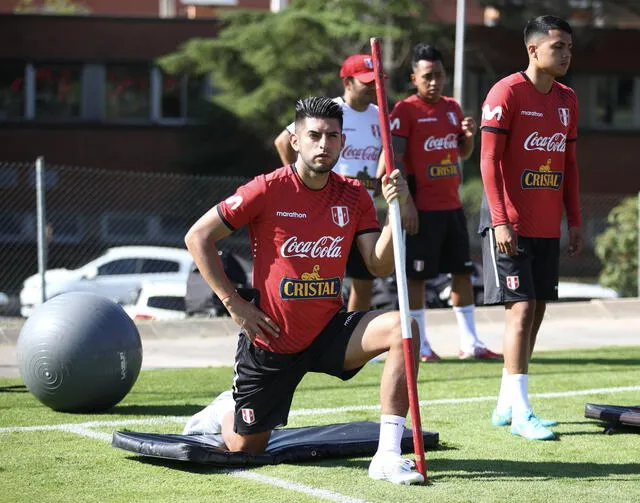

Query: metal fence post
left=35, top=156, right=47, bottom=304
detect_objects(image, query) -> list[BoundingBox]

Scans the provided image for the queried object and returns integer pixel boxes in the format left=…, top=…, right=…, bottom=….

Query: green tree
left=594, top=196, right=638, bottom=297
left=159, top=0, right=445, bottom=141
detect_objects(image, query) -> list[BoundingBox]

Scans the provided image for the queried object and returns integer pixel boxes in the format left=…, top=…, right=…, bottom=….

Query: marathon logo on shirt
left=521, top=159, right=563, bottom=190
left=280, top=265, right=342, bottom=300
left=428, top=153, right=459, bottom=179
left=423, top=133, right=458, bottom=152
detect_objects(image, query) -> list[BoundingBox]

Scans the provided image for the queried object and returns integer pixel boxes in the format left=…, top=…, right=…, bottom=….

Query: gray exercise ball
left=17, top=292, right=143, bottom=413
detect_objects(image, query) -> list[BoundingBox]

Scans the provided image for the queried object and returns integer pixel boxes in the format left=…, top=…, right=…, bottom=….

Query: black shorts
left=481, top=229, right=560, bottom=304
left=231, top=310, right=367, bottom=435
left=346, top=242, right=375, bottom=280
left=405, top=208, right=474, bottom=280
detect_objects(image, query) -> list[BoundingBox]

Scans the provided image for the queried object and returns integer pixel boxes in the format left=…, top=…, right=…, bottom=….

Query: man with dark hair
left=378, top=43, right=500, bottom=362
left=275, top=55, right=383, bottom=314
left=479, top=15, right=582, bottom=440
left=184, top=97, right=424, bottom=484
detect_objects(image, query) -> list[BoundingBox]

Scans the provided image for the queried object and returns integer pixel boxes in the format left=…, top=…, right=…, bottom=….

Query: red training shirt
left=217, top=165, right=380, bottom=354
left=390, top=94, right=464, bottom=211
left=480, top=72, right=581, bottom=237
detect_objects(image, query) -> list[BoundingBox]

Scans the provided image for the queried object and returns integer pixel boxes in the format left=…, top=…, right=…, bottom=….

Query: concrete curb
left=1, top=298, right=638, bottom=345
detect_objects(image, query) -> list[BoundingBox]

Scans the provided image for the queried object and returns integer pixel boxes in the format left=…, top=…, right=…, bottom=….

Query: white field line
left=2, top=385, right=638, bottom=503
left=230, top=472, right=369, bottom=503
left=1, top=385, right=638, bottom=435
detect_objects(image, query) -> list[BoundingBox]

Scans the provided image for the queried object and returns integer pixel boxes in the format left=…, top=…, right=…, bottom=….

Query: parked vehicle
left=123, top=279, right=187, bottom=321
left=557, top=282, right=619, bottom=301
left=185, top=250, right=251, bottom=317
left=20, top=246, right=193, bottom=317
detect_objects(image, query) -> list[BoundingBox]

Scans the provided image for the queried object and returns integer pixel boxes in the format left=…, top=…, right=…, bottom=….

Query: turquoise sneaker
left=510, top=410, right=556, bottom=440
left=492, top=408, right=558, bottom=427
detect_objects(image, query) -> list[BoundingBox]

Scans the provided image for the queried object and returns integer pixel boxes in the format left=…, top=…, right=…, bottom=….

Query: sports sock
left=409, top=308, right=431, bottom=356
left=508, top=374, right=532, bottom=420
left=214, top=390, right=236, bottom=425
left=495, top=367, right=510, bottom=413
left=453, top=304, right=482, bottom=352
left=376, top=414, right=406, bottom=455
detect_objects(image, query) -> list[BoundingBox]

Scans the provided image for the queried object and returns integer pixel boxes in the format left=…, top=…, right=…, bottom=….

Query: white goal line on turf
left=2, top=385, right=638, bottom=434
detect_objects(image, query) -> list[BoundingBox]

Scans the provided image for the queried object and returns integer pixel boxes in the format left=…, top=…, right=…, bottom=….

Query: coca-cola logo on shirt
left=523, top=132, right=566, bottom=152
left=423, top=133, right=458, bottom=152
left=342, top=145, right=381, bottom=161
left=281, top=236, right=344, bottom=258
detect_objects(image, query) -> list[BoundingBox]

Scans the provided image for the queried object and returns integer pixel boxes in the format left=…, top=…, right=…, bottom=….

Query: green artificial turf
left=1, top=347, right=639, bottom=503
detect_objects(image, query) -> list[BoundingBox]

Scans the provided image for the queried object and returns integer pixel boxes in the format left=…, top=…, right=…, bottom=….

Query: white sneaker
left=368, top=453, right=424, bottom=485
left=182, top=389, right=234, bottom=436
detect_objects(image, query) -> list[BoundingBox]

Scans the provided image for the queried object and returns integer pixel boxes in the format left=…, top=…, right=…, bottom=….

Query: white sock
left=409, top=308, right=430, bottom=356
left=453, top=304, right=482, bottom=352
left=508, top=374, right=532, bottom=419
left=214, top=390, right=236, bottom=424
left=376, top=414, right=406, bottom=456
left=495, top=368, right=510, bottom=412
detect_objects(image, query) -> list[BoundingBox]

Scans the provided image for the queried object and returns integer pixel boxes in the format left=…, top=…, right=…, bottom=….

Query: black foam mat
left=113, top=420, right=439, bottom=467
left=585, top=403, right=640, bottom=433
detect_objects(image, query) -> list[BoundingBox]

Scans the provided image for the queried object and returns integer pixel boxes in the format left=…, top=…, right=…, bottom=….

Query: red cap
left=339, top=54, right=386, bottom=83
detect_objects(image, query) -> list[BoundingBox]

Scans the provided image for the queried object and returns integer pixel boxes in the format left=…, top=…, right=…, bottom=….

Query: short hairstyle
left=524, top=15, right=573, bottom=44
left=411, top=44, right=444, bottom=69
left=294, top=97, right=343, bottom=130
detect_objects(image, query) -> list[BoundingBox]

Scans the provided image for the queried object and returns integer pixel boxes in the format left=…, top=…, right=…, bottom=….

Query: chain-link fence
left=0, top=161, right=250, bottom=315
left=0, top=159, right=633, bottom=316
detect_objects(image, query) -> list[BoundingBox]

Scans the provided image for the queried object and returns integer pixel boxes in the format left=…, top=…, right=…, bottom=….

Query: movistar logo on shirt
left=521, top=159, right=563, bottom=190
left=280, top=265, right=342, bottom=300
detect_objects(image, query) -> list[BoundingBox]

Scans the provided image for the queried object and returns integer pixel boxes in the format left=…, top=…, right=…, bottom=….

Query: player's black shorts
left=405, top=208, right=474, bottom=280
left=481, top=229, right=560, bottom=305
left=346, top=242, right=375, bottom=280
left=231, top=310, right=367, bottom=435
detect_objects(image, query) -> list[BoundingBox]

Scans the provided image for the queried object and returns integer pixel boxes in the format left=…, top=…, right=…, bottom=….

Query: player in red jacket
left=480, top=15, right=583, bottom=440
left=183, top=97, right=423, bottom=484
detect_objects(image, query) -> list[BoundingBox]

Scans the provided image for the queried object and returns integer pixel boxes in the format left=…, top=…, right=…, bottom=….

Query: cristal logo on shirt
left=523, top=132, right=566, bottom=152
left=280, top=236, right=344, bottom=258
left=423, top=133, right=458, bottom=152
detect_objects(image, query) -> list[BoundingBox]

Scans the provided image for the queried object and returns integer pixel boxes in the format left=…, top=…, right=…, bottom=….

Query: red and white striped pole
left=370, top=36, right=427, bottom=482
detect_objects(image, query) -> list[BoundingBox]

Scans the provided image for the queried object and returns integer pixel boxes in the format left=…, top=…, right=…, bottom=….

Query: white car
left=557, top=282, right=619, bottom=301
left=20, top=246, right=193, bottom=317
left=123, top=279, right=187, bottom=321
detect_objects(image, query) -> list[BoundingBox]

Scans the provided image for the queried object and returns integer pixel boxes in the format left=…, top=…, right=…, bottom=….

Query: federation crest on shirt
left=331, top=206, right=350, bottom=227
left=447, top=111, right=458, bottom=126
left=558, top=107, right=570, bottom=127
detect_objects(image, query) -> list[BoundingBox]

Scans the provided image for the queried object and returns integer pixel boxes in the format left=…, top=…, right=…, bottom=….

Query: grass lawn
left=1, top=346, right=639, bottom=503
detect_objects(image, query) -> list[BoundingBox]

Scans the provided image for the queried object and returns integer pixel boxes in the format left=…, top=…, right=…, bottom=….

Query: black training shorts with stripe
left=406, top=208, right=475, bottom=280
left=231, top=310, right=367, bottom=435
left=481, top=228, right=560, bottom=305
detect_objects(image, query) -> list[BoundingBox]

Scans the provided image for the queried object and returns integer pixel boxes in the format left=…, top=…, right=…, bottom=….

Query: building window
left=152, top=69, right=205, bottom=122
left=594, top=76, right=635, bottom=127
left=106, top=65, right=151, bottom=120
left=0, top=63, right=25, bottom=120
left=34, top=64, right=82, bottom=119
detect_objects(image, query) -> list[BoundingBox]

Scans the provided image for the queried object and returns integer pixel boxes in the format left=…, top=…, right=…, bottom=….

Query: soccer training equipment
left=510, top=410, right=556, bottom=440
left=371, top=36, right=426, bottom=483
left=368, top=453, right=425, bottom=485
